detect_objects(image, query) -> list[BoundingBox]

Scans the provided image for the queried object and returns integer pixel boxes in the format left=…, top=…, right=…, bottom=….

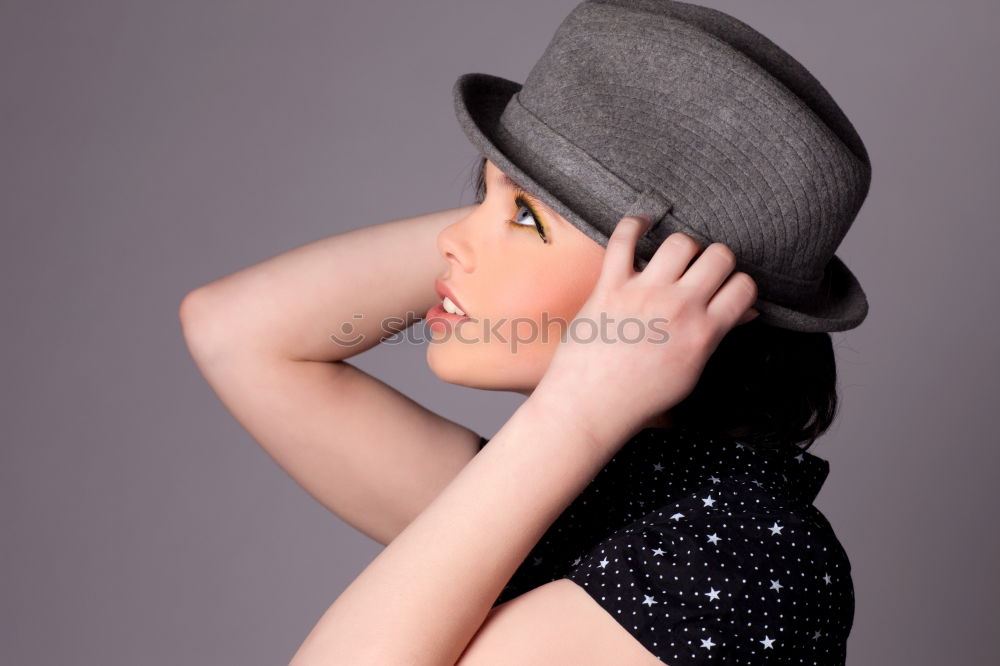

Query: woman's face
left=427, top=159, right=606, bottom=395
left=426, top=159, right=757, bottom=396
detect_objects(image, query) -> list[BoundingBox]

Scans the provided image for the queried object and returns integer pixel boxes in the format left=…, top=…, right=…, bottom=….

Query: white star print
left=532, top=556, right=543, bottom=566
left=511, top=427, right=852, bottom=659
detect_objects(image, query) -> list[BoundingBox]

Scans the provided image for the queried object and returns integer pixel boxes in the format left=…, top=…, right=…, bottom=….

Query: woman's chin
left=425, top=347, right=538, bottom=392
left=426, top=345, right=474, bottom=386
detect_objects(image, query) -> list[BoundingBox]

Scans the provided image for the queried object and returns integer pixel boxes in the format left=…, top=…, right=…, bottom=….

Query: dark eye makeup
left=507, top=194, right=549, bottom=243
left=478, top=161, right=550, bottom=244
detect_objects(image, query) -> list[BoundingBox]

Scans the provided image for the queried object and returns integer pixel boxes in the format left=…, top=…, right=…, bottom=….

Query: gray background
left=2, top=0, right=996, bottom=664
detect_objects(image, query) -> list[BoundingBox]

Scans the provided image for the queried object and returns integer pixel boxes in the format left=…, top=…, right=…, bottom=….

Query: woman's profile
left=181, top=0, right=870, bottom=663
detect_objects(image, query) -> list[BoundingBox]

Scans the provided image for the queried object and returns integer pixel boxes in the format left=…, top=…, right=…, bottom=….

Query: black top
left=475, top=426, right=854, bottom=665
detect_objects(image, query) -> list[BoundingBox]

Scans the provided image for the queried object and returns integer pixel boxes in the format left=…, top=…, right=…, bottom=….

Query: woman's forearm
left=181, top=204, right=475, bottom=362
left=286, top=385, right=641, bottom=666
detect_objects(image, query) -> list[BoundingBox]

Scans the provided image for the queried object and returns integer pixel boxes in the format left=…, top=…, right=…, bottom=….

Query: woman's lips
left=434, top=278, right=470, bottom=316
left=425, top=302, right=472, bottom=331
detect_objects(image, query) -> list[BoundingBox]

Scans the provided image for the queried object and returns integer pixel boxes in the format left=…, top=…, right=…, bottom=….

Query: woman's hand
left=532, top=215, right=759, bottom=451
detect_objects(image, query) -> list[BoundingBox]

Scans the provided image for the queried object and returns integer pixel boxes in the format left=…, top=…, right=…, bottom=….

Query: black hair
left=468, top=155, right=839, bottom=453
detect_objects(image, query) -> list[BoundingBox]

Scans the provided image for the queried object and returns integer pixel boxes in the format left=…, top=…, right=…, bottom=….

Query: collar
left=622, top=425, right=831, bottom=506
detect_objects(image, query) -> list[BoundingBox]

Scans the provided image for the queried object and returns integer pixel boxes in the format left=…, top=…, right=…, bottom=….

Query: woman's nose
left=436, top=211, right=477, bottom=269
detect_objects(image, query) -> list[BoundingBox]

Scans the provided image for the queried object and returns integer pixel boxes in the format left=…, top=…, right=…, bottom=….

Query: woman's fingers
left=640, top=230, right=759, bottom=328
left=677, top=242, right=739, bottom=301
left=673, top=240, right=759, bottom=327
left=637, top=231, right=703, bottom=284
left=597, top=216, right=652, bottom=288
left=707, top=270, right=759, bottom=327
left=601, top=221, right=759, bottom=328
left=736, top=306, right=761, bottom=326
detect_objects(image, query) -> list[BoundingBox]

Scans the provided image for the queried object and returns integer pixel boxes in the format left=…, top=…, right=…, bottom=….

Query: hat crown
left=453, top=0, right=873, bottom=331
left=508, top=0, right=870, bottom=299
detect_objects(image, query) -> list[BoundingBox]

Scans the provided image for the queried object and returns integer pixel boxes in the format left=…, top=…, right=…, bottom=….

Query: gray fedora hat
left=452, top=0, right=872, bottom=332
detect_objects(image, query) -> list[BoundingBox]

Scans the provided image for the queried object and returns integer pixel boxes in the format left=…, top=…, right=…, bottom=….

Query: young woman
left=181, top=1, right=868, bottom=663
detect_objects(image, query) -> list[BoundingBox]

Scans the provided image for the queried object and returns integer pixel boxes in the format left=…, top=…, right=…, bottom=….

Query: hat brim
left=452, top=72, right=869, bottom=333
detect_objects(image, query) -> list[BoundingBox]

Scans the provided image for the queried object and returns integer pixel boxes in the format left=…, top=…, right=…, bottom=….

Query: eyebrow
left=492, top=168, right=549, bottom=210
left=497, top=171, right=527, bottom=192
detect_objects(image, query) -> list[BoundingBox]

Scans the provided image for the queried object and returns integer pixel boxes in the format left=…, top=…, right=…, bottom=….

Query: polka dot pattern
left=476, top=426, right=854, bottom=664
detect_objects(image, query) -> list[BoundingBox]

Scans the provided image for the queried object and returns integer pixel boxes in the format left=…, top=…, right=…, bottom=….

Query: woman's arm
left=179, top=204, right=491, bottom=546
left=287, top=386, right=635, bottom=666
left=285, top=216, right=756, bottom=665
left=181, top=203, right=476, bottom=363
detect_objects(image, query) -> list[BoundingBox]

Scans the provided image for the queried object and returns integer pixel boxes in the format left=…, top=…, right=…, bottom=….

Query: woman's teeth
left=442, top=296, right=466, bottom=316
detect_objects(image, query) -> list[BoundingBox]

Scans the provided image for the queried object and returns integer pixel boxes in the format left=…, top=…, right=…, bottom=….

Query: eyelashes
left=475, top=160, right=550, bottom=244
left=507, top=194, right=549, bottom=243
